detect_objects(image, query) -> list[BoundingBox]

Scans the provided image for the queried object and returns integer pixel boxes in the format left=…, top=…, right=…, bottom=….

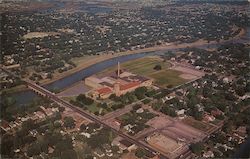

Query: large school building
left=85, top=62, right=153, bottom=99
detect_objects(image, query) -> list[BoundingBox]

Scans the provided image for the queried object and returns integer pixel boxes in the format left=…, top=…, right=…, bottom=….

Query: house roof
left=120, top=81, right=140, bottom=91
left=211, top=109, right=222, bottom=116
left=120, top=139, right=133, bottom=147
left=1, top=120, right=10, bottom=129
left=96, top=87, right=112, bottom=94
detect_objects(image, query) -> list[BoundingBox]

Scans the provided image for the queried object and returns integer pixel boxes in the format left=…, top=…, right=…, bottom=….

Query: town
left=0, top=0, right=250, bottom=159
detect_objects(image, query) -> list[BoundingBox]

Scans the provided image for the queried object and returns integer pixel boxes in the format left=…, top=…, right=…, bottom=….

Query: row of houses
left=0, top=106, right=59, bottom=132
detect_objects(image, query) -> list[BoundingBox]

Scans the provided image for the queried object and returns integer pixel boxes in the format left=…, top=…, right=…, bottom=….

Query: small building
left=203, top=151, right=214, bottom=158
left=124, top=124, right=135, bottom=133
left=0, top=120, right=11, bottom=132
left=176, top=109, right=185, bottom=116
left=94, top=149, right=105, bottom=158
left=211, top=109, right=222, bottom=117
left=119, top=139, right=137, bottom=151
left=85, top=76, right=104, bottom=89
left=80, top=132, right=91, bottom=138
left=103, top=144, right=112, bottom=153
left=136, top=108, right=144, bottom=114
left=203, top=113, right=215, bottom=122
left=33, top=111, right=46, bottom=120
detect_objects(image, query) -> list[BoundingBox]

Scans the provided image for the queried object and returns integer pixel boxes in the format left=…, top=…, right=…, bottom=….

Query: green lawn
left=120, top=56, right=171, bottom=76
left=149, top=70, right=188, bottom=87
left=86, top=102, right=100, bottom=114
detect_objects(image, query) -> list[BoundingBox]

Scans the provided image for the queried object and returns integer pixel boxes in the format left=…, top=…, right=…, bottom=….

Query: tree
left=27, top=142, right=41, bottom=157
left=87, top=123, right=100, bottom=133
left=133, top=104, right=141, bottom=111
left=54, top=121, right=62, bottom=128
left=190, top=142, right=204, bottom=155
left=193, top=108, right=203, bottom=121
left=235, top=87, right=245, bottom=96
left=109, top=94, right=116, bottom=100
left=80, top=123, right=86, bottom=131
left=1, top=134, right=14, bottom=157
left=55, top=137, right=73, bottom=152
left=76, top=94, right=94, bottom=105
left=161, top=106, right=177, bottom=117
left=63, top=116, right=75, bottom=129
left=61, top=149, right=77, bottom=159
left=97, top=103, right=108, bottom=109
left=87, top=133, right=109, bottom=149
left=135, top=148, right=146, bottom=158
left=135, top=87, right=147, bottom=99
left=111, top=145, right=120, bottom=152
left=153, top=64, right=162, bottom=70
left=22, top=119, right=36, bottom=132
left=58, top=106, right=65, bottom=112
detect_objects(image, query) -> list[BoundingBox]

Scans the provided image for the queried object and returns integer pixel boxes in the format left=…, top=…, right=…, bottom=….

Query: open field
left=98, top=56, right=187, bottom=87
left=148, top=70, right=188, bottom=87
left=97, top=56, right=170, bottom=76
left=23, top=32, right=60, bottom=39
left=182, top=117, right=213, bottom=132
left=118, top=56, right=171, bottom=75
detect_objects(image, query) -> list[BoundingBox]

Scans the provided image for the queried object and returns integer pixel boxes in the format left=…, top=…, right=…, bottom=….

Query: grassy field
left=149, top=70, right=187, bottom=87
left=120, top=56, right=171, bottom=75
left=182, top=117, right=213, bottom=132
left=98, top=56, right=187, bottom=87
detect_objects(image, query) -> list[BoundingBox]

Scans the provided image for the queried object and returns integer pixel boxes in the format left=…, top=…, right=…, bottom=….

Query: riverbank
left=3, top=27, right=248, bottom=94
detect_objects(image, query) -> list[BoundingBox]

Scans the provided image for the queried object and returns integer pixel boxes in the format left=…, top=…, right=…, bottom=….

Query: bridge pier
left=27, top=85, right=47, bottom=97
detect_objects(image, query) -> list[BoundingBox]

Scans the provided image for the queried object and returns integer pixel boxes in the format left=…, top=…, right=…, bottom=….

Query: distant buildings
left=85, top=62, right=153, bottom=99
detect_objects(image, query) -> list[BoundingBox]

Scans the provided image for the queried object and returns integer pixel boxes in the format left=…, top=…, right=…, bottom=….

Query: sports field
left=98, top=56, right=188, bottom=87
left=147, top=133, right=182, bottom=154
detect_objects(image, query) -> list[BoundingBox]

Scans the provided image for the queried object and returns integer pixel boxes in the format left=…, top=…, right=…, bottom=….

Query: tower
left=117, top=61, right=120, bottom=78
left=114, top=81, right=120, bottom=96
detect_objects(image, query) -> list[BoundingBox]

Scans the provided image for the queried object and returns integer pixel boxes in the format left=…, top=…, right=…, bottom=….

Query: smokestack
left=118, top=61, right=120, bottom=78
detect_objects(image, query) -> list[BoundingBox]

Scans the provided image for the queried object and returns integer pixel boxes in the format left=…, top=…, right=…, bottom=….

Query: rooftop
left=120, top=81, right=141, bottom=91
left=96, top=87, right=113, bottom=94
